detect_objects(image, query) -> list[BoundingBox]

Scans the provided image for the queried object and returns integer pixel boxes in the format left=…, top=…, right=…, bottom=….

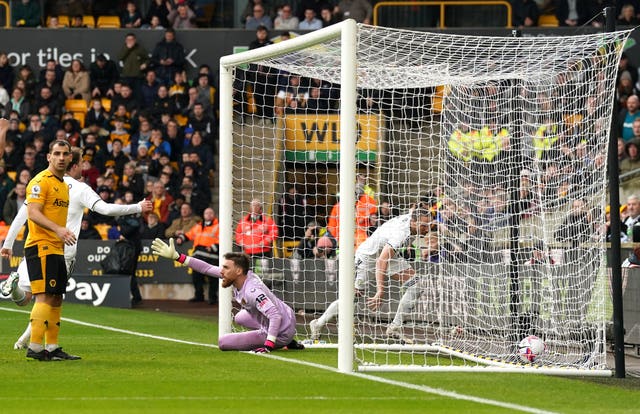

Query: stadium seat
left=6, top=171, right=15, bottom=182
left=94, top=224, right=111, bottom=240
left=174, top=114, right=188, bottom=126
left=65, top=99, right=88, bottom=114
left=101, top=97, right=112, bottom=113
left=65, top=99, right=88, bottom=128
left=96, top=15, right=121, bottom=28
left=83, top=15, right=95, bottom=28
left=538, top=14, right=559, bottom=27
left=47, top=15, right=69, bottom=27
left=276, top=240, right=299, bottom=258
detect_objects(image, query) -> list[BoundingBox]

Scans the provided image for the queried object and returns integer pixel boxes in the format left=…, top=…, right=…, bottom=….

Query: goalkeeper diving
left=151, top=238, right=304, bottom=352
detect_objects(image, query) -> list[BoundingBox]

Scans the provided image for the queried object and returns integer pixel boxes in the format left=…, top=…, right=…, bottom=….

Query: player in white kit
left=308, top=206, right=436, bottom=343
left=0, top=147, right=152, bottom=349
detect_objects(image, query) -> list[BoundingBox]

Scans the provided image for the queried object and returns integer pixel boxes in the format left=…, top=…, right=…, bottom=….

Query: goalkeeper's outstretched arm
left=151, top=238, right=222, bottom=279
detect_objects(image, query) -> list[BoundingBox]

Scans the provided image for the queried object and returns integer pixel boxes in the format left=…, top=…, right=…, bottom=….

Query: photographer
left=293, top=221, right=337, bottom=259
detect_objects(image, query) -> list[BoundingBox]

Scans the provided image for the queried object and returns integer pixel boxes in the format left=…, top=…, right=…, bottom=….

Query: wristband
left=264, top=339, right=275, bottom=349
left=177, top=253, right=187, bottom=263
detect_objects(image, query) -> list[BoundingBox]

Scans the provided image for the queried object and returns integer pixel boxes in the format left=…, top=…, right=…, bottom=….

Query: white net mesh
left=224, top=24, right=631, bottom=372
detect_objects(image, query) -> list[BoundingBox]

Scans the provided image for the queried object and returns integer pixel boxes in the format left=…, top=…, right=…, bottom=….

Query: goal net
left=219, top=21, right=630, bottom=375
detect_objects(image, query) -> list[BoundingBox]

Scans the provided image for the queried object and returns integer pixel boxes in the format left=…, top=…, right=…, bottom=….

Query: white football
left=518, top=335, right=546, bottom=363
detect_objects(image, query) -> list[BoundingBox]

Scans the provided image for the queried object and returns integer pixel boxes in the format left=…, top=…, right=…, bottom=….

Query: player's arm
left=0, top=118, right=8, bottom=160
left=251, top=287, right=283, bottom=353
left=91, top=198, right=152, bottom=216
left=366, top=243, right=395, bottom=310
left=27, top=202, right=76, bottom=246
left=0, top=202, right=28, bottom=257
left=151, top=238, right=222, bottom=278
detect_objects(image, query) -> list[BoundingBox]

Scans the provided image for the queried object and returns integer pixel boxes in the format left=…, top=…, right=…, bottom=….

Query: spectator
left=47, top=15, right=64, bottom=29
left=108, top=120, right=132, bottom=157
left=178, top=178, right=209, bottom=217
left=111, top=84, right=140, bottom=120
left=194, top=73, right=216, bottom=117
left=90, top=54, right=119, bottom=99
left=554, top=198, right=592, bottom=246
left=36, top=69, right=64, bottom=113
left=115, top=212, right=145, bottom=305
left=276, top=184, right=309, bottom=241
left=85, top=99, right=109, bottom=129
left=616, top=71, right=637, bottom=109
left=12, top=0, right=41, bottom=27
left=621, top=138, right=640, bottom=176
left=334, top=0, right=372, bottom=24
left=151, top=28, right=186, bottom=86
left=121, top=1, right=143, bottom=28
left=320, top=6, right=339, bottom=27
left=275, top=74, right=308, bottom=116
left=4, top=88, right=30, bottom=122
left=235, top=199, right=278, bottom=258
left=3, top=182, right=26, bottom=224
left=140, top=211, right=166, bottom=240
left=78, top=216, right=102, bottom=240
left=145, top=0, right=170, bottom=28
left=118, top=161, right=145, bottom=200
left=39, top=59, right=64, bottom=86
left=0, top=52, right=14, bottom=94
left=176, top=207, right=219, bottom=303
left=69, top=14, right=87, bottom=28
left=293, top=221, right=337, bottom=259
left=143, top=14, right=166, bottom=30
left=512, top=0, right=539, bottom=28
left=369, top=200, right=397, bottom=234
left=618, top=4, right=640, bottom=25
left=144, top=179, right=174, bottom=224
left=187, top=102, right=215, bottom=141
left=140, top=69, right=161, bottom=110
left=147, top=128, right=172, bottom=160
left=13, top=64, right=36, bottom=103
left=62, top=59, right=91, bottom=102
left=275, top=4, right=299, bottom=29
left=183, top=130, right=214, bottom=172
left=242, top=0, right=275, bottom=26
left=34, top=87, right=62, bottom=119
left=118, top=33, right=149, bottom=95
left=81, top=154, right=100, bottom=188
left=169, top=69, right=190, bottom=113
left=619, top=94, right=640, bottom=142
left=246, top=3, right=273, bottom=30
left=151, top=85, right=176, bottom=122
left=168, top=1, right=197, bottom=29
left=555, top=0, right=602, bottom=27
left=163, top=119, right=184, bottom=160
left=165, top=202, right=201, bottom=239
left=298, top=8, right=323, bottom=30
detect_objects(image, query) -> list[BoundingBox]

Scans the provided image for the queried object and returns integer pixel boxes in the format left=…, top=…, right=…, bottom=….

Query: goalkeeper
left=151, top=239, right=304, bottom=353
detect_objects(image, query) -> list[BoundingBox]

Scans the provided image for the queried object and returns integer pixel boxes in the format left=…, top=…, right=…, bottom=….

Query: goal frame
left=219, top=20, right=620, bottom=376
left=219, top=19, right=358, bottom=373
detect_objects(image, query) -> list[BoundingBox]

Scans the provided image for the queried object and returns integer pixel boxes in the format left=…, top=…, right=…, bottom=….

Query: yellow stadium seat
left=94, top=224, right=111, bottom=240
left=538, top=14, right=559, bottom=27
left=96, top=15, right=121, bottom=28
left=7, top=171, right=16, bottom=182
left=65, top=99, right=88, bottom=114
left=83, top=15, right=95, bottom=28
left=72, top=111, right=86, bottom=128
left=276, top=240, right=299, bottom=258
left=101, top=97, right=112, bottom=113
left=174, top=114, right=188, bottom=126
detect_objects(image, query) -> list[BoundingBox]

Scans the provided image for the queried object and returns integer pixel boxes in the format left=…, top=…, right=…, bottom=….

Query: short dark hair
left=67, top=147, right=82, bottom=171
left=224, top=252, right=251, bottom=274
left=49, top=139, right=72, bottom=153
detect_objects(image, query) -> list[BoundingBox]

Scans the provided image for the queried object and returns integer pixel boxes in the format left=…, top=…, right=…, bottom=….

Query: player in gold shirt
left=24, top=140, right=79, bottom=361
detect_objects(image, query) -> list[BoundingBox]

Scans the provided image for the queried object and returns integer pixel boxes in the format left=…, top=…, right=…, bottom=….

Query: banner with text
left=283, top=114, right=380, bottom=162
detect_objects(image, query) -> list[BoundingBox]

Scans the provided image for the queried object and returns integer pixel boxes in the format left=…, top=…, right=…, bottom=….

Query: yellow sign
left=283, top=114, right=380, bottom=152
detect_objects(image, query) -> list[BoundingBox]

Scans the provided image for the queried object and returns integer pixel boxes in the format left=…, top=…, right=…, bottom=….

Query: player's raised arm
left=0, top=118, right=9, bottom=159
left=1, top=202, right=28, bottom=257
left=151, top=238, right=222, bottom=279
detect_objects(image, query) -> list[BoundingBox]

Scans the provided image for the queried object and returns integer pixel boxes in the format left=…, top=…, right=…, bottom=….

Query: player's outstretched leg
left=14, top=323, right=31, bottom=350
left=1, top=272, right=25, bottom=302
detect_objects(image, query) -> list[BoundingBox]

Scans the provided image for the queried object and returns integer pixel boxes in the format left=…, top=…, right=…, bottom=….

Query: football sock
left=45, top=306, right=62, bottom=350
left=29, top=301, right=50, bottom=349
left=317, top=300, right=339, bottom=328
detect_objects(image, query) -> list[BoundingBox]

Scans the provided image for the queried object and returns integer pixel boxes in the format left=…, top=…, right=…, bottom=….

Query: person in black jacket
left=90, top=54, right=119, bottom=98
left=151, top=28, right=186, bottom=86
left=116, top=213, right=144, bottom=306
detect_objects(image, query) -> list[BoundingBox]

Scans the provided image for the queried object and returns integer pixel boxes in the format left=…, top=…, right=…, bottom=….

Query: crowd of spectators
left=0, top=27, right=218, bottom=241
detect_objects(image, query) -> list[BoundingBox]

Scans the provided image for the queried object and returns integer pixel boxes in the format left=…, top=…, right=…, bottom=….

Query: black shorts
left=25, top=246, right=68, bottom=295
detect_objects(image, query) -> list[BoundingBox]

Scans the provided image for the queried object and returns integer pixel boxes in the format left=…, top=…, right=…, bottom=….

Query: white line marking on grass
left=0, top=306, right=558, bottom=414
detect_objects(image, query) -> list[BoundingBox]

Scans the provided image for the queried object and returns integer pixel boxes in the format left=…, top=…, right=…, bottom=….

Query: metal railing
left=0, top=1, right=8, bottom=28
left=373, top=1, right=512, bottom=28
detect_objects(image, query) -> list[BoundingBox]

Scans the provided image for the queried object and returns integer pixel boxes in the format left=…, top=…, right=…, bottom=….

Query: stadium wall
left=0, top=27, right=637, bottom=76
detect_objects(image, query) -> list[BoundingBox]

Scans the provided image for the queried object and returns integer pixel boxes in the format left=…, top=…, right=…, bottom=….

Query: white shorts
left=15, top=257, right=75, bottom=293
left=354, top=255, right=412, bottom=291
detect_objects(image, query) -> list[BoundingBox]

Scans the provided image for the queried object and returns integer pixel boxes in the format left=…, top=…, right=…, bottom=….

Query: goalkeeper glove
left=151, top=238, right=179, bottom=260
left=253, top=339, right=275, bottom=353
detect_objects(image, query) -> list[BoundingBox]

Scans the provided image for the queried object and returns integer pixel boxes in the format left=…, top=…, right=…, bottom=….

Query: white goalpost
left=219, top=20, right=631, bottom=375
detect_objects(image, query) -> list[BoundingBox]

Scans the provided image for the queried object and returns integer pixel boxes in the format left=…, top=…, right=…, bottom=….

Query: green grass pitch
left=0, top=302, right=639, bottom=414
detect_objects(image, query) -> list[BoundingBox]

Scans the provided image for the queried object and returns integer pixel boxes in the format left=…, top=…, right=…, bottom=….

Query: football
left=518, top=335, right=546, bottom=363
